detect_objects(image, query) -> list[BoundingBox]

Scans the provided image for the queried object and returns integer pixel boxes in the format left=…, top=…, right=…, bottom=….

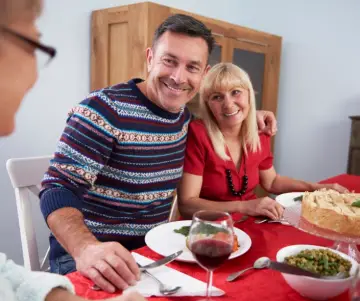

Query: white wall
left=1, top=0, right=359, bottom=263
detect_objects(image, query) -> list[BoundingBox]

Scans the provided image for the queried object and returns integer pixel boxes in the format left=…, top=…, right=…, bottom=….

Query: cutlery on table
left=227, top=256, right=346, bottom=282
left=91, top=250, right=183, bottom=291
left=227, top=257, right=269, bottom=281
left=137, top=262, right=181, bottom=296
left=136, top=249, right=183, bottom=271
left=254, top=218, right=285, bottom=224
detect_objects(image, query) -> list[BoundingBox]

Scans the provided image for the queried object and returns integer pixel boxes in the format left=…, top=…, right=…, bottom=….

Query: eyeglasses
left=1, top=26, right=57, bottom=68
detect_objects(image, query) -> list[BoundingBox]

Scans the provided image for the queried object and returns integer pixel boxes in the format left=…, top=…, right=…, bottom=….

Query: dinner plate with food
left=145, top=220, right=252, bottom=263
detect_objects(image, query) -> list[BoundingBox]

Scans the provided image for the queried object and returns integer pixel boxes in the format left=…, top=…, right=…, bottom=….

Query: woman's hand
left=314, top=183, right=349, bottom=193
left=240, top=197, right=284, bottom=220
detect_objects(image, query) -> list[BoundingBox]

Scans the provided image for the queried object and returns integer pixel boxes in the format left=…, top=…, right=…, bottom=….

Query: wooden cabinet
left=91, top=1, right=282, bottom=122
left=348, top=116, right=360, bottom=175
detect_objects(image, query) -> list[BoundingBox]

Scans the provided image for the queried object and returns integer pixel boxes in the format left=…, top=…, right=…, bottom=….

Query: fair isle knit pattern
left=40, top=78, right=191, bottom=259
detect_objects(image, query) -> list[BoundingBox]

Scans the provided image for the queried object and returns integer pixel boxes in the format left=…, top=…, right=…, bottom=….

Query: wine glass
left=188, top=210, right=234, bottom=300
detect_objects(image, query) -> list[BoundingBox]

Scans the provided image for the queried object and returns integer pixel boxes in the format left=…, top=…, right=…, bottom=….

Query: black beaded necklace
left=225, top=155, right=248, bottom=197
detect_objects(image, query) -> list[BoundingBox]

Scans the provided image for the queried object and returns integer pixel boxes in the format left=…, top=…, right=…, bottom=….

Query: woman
left=178, top=63, right=346, bottom=220
left=0, top=0, right=145, bottom=300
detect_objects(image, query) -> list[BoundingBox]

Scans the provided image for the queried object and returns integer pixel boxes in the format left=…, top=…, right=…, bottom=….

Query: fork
left=137, top=262, right=181, bottom=295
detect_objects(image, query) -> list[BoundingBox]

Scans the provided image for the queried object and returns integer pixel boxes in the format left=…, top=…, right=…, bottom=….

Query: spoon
left=227, top=257, right=270, bottom=282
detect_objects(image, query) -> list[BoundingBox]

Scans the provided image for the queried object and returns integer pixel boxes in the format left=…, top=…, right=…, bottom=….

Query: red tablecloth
left=67, top=174, right=360, bottom=300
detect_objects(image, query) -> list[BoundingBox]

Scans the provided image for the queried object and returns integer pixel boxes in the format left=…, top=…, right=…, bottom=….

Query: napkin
left=124, top=252, right=225, bottom=297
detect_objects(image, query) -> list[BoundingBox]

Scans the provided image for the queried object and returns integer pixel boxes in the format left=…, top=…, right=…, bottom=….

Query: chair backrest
left=169, top=192, right=180, bottom=222
left=6, top=155, right=52, bottom=271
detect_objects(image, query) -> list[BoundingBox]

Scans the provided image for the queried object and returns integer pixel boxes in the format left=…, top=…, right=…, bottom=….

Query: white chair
left=6, top=155, right=52, bottom=271
left=169, top=192, right=179, bottom=222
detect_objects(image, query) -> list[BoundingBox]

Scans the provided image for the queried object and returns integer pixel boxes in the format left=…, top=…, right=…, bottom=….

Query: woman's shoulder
left=258, top=132, right=271, bottom=144
left=189, top=119, right=207, bottom=135
left=258, top=132, right=272, bottom=154
left=188, top=119, right=212, bottom=147
left=189, top=119, right=206, bottom=129
left=246, top=132, right=271, bottom=155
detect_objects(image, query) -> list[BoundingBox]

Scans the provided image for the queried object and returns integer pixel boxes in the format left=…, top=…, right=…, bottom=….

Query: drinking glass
left=188, top=210, right=234, bottom=300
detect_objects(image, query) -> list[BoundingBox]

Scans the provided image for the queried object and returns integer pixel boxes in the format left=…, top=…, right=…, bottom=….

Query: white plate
left=276, top=192, right=304, bottom=208
left=145, top=220, right=252, bottom=263
left=275, top=192, right=304, bottom=226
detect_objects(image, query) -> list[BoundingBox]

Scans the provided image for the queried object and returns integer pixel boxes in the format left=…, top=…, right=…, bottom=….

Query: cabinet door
left=187, top=35, right=227, bottom=117
left=209, top=36, right=229, bottom=66
left=91, top=2, right=171, bottom=90
left=229, top=38, right=281, bottom=115
left=348, top=149, right=360, bottom=176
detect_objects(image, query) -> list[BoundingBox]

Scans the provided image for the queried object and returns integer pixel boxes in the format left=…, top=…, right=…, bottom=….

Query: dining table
left=67, top=173, right=360, bottom=301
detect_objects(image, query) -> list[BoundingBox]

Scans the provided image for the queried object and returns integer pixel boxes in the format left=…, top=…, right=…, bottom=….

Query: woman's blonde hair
left=199, top=62, right=260, bottom=161
left=0, top=0, right=42, bottom=26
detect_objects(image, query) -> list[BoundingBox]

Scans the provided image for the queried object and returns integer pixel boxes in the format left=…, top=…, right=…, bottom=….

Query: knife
left=268, top=260, right=321, bottom=278
left=138, top=249, right=183, bottom=271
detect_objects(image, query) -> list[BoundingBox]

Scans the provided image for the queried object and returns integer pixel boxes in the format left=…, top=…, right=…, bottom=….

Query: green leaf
left=173, top=226, right=190, bottom=236
left=323, top=256, right=329, bottom=269
left=351, top=200, right=360, bottom=208
left=174, top=223, right=228, bottom=237
left=293, top=195, right=303, bottom=202
left=193, top=223, right=227, bottom=235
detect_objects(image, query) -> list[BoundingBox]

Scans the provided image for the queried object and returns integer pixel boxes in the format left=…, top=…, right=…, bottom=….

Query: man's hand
left=75, top=241, right=141, bottom=293
left=256, top=110, right=277, bottom=136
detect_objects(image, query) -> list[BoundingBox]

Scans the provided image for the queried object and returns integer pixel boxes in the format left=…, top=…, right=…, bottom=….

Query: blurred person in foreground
left=0, top=0, right=146, bottom=300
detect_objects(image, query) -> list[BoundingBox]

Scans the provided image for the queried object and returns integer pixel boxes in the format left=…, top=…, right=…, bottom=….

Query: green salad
left=173, top=224, right=227, bottom=237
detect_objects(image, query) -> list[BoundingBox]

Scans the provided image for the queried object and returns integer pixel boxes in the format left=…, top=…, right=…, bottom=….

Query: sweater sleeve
left=0, top=253, right=74, bottom=301
left=40, top=92, right=116, bottom=220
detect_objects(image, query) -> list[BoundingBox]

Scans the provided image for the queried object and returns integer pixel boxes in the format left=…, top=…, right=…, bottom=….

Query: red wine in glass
left=188, top=210, right=234, bottom=300
left=191, top=239, right=233, bottom=270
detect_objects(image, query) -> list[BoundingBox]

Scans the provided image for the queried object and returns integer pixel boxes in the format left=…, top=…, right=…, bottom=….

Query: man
left=40, top=14, right=277, bottom=293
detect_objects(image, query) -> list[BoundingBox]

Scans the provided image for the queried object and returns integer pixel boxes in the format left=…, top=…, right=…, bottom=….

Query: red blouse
left=183, top=120, right=273, bottom=202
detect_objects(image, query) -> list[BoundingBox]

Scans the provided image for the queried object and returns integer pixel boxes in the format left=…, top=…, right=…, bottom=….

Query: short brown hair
left=0, top=0, right=42, bottom=26
left=153, top=14, right=215, bottom=56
